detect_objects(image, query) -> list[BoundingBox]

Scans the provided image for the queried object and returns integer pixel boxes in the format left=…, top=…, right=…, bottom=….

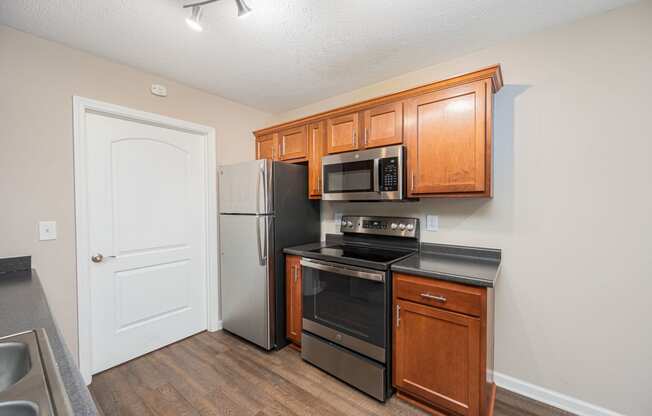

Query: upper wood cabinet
left=406, top=80, right=491, bottom=197
left=285, top=255, right=302, bottom=347
left=362, top=101, right=404, bottom=149
left=326, top=112, right=360, bottom=154
left=278, top=125, right=308, bottom=161
left=308, top=122, right=326, bottom=199
left=253, top=65, right=502, bottom=198
left=256, top=133, right=277, bottom=160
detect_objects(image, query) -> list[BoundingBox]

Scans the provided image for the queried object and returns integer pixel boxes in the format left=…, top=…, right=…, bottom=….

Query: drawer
left=394, top=273, right=483, bottom=317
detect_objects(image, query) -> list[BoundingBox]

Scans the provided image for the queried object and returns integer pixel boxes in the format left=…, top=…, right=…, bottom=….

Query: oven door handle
left=300, top=258, right=385, bottom=282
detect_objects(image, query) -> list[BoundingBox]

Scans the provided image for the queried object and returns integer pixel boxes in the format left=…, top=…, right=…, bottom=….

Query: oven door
left=301, top=258, right=386, bottom=362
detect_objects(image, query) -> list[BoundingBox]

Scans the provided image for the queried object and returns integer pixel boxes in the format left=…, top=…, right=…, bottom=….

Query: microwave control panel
left=379, top=157, right=399, bottom=192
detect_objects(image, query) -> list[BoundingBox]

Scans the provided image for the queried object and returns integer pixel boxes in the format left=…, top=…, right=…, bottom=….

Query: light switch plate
left=426, top=215, right=439, bottom=232
left=334, top=212, right=343, bottom=227
left=39, top=221, right=57, bottom=241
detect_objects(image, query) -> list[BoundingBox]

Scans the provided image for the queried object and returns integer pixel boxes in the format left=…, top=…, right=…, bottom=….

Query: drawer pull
left=420, top=293, right=447, bottom=303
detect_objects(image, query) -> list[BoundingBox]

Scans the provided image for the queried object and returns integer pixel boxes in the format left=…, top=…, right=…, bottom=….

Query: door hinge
left=396, top=304, right=401, bottom=328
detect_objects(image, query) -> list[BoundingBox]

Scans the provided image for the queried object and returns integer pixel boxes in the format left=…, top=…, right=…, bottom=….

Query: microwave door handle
left=373, top=159, right=380, bottom=193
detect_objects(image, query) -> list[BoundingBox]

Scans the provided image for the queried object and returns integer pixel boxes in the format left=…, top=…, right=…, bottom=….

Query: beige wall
left=0, top=26, right=271, bottom=360
left=274, top=2, right=652, bottom=415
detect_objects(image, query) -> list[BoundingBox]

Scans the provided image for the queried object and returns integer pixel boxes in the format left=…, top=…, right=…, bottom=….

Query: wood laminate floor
left=90, top=330, right=570, bottom=416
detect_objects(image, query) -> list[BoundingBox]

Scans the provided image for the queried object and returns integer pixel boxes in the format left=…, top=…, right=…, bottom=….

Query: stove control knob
left=399, top=223, right=406, bottom=230
left=406, top=223, right=415, bottom=231
left=390, top=223, right=398, bottom=230
left=346, top=221, right=353, bottom=228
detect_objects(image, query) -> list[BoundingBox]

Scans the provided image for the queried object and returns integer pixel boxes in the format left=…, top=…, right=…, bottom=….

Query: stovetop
left=289, top=215, right=420, bottom=270
left=309, top=245, right=414, bottom=264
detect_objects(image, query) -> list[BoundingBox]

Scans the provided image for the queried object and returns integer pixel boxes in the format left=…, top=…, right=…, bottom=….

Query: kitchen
left=1, top=1, right=651, bottom=416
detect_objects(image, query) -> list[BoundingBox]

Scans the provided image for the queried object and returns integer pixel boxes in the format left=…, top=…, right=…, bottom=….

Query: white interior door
left=86, top=113, right=207, bottom=373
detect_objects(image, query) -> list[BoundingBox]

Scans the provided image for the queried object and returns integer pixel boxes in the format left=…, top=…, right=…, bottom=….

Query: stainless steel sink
left=0, top=330, right=72, bottom=415
left=0, top=342, right=32, bottom=392
left=0, top=401, right=40, bottom=416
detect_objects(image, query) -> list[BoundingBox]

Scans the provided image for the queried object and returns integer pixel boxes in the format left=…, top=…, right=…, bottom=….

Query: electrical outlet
left=426, top=215, right=439, bottom=232
left=39, top=221, right=57, bottom=241
left=334, top=212, right=343, bottom=227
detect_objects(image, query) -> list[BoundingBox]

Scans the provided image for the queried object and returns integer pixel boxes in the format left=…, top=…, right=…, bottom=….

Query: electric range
left=299, top=215, right=419, bottom=401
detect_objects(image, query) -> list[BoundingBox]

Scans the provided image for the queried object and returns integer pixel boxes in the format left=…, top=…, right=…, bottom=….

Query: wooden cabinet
left=308, top=122, right=326, bottom=199
left=256, top=133, right=277, bottom=160
left=253, top=65, right=502, bottom=198
left=405, top=80, right=492, bottom=197
left=285, top=255, right=302, bottom=347
left=393, top=273, right=495, bottom=416
left=362, top=101, right=404, bottom=148
left=278, top=125, right=308, bottom=161
left=326, top=112, right=360, bottom=154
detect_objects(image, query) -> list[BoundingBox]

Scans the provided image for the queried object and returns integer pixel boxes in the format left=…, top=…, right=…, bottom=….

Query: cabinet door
left=362, top=101, right=403, bottom=148
left=256, top=133, right=277, bottom=160
left=405, top=80, right=488, bottom=196
left=395, top=299, right=480, bottom=416
left=285, top=255, right=302, bottom=346
left=326, top=112, right=360, bottom=154
left=278, top=126, right=308, bottom=161
left=308, top=122, right=325, bottom=199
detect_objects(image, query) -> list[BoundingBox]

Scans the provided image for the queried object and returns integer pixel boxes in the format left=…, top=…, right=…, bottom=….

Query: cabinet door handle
left=396, top=304, right=401, bottom=328
left=411, top=173, right=415, bottom=191
left=364, top=128, right=368, bottom=146
left=352, top=130, right=357, bottom=146
left=317, top=174, right=321, bottom=192
left=293, top=265, right=298, bottom=283
left=420, top=293, right=447, bottom=303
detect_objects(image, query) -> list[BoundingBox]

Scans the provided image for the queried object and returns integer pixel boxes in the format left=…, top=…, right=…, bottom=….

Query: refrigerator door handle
left=262, top=215, right=268, bottom=263
left=256, top=214, right=265, bottom=266
left=262, top=163, right=268, bottom=214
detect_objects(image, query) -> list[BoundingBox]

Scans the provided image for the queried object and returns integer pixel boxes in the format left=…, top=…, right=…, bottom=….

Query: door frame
left=72, top=96, right=220, bottom=384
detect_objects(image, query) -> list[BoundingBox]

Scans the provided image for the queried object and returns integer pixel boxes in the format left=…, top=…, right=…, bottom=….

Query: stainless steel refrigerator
left=218, top=159, right=320, bottom=350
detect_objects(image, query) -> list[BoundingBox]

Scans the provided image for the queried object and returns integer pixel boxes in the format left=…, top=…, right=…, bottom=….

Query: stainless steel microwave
left=321, top=145, right=405, bottom=201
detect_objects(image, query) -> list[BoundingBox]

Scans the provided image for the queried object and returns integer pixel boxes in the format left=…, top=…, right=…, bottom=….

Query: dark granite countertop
left=0, top=269, right=98, bottom=415
left=391, top=243, right=501, bottom=287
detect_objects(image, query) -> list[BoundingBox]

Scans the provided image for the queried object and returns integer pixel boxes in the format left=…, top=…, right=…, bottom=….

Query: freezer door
left=218, top=159, right=272, bottom=214
left=219, top=214, right=273, bottom=349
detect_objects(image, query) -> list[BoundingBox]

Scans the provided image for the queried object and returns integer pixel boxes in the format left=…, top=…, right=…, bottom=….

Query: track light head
left=186, top=6, right=203, bottom=31
left=235, top=0, right=252, bottom=18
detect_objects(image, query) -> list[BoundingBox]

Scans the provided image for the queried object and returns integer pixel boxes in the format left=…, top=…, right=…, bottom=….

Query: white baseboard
left=493, top=372, right=623, bottom=416
left=208, top=320, right=223, bottom=332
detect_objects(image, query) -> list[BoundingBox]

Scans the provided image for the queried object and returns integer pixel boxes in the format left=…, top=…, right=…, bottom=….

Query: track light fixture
left=185, top=6, right=203, bottom=31
left=184, top=0, right=252, bottom=30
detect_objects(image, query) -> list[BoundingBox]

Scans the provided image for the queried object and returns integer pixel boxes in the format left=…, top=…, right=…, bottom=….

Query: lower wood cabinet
left=393, top=273, right=495, bottom=416
left=285, top=255, right=302, bottom=347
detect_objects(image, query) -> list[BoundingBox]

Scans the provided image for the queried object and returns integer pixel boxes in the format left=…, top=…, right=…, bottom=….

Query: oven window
left=323, top=160, right=374, bottom=193
left=302, top=266, right=385, bottom=348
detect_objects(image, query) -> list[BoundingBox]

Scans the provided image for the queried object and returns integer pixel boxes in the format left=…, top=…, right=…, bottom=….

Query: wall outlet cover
left=39, top=221, right=57, bottom=241
left=426, top=215, right=439, bottom=232
left=334, top=213, right=343, bottom=226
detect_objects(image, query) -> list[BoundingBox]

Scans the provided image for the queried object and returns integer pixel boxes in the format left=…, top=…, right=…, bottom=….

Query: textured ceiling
left=0, top=0, right=635, bottom=113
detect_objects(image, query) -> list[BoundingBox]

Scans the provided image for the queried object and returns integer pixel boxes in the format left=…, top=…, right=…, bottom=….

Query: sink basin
left=0, top=401, right=39, bottom=416
left=0, top=330, right=72, bottom=415
left=0, top=342, right=31, bottom=392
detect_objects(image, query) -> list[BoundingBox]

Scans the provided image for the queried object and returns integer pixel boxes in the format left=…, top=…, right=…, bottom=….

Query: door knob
left=91, top=254, right=104, bottom=263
